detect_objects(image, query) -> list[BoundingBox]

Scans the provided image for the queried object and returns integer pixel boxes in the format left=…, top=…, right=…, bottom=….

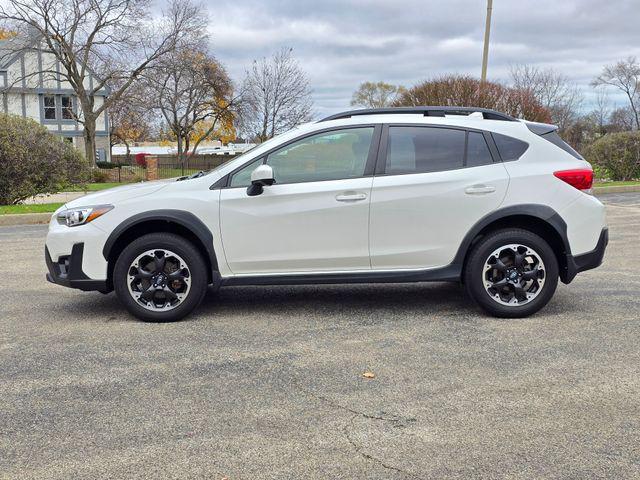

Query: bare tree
left=510, top=64, right=582, bottom=132
left=609, top=107, right=636, bottom=132
left=592, top=56, right=640, bottom=130
left=351, top=81, right=405, bottom=108
left=0, top=0, right=205, bottom=163
left=144, top=45, right=236, bottom=163
left=108, top=83, right=151, bottom=162
left=240, top=48, right=313, bottom=142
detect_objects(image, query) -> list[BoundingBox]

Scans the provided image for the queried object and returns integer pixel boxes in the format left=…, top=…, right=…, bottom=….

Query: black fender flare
left=102, top=209, right=220, bottom=282
left=451, top=203, right=571, bottom=277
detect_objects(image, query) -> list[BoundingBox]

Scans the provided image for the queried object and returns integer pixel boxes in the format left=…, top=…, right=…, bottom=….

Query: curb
left=0, top=213, right=51, bottom=227
left=594, top=185, right=640, bottom=195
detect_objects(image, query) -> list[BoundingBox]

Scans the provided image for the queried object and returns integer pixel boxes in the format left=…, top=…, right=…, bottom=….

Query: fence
left=99, top=153, right=238, bottom=182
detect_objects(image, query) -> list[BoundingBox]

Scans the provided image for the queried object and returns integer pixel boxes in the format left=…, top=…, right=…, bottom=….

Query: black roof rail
left=318, top=106, right=518, bottom=122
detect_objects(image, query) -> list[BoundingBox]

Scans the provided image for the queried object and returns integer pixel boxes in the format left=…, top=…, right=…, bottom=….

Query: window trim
left=374, top=124, right=501, bottom=177
left=218, top=124, right=383, bottom=189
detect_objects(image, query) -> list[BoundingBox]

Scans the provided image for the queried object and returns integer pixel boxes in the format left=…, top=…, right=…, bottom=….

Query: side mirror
left=247, top=164, right=275, bottom=196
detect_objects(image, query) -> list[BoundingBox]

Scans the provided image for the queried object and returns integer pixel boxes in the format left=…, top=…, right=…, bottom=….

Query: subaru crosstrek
left=45, top=107, right=608, bottom=322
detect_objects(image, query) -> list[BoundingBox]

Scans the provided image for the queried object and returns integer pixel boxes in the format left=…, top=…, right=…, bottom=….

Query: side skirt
left=221, top=264, right=462, bottom=287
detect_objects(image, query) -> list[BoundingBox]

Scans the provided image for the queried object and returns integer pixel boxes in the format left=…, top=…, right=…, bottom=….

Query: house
left=0, top=35, right=110, bottom=161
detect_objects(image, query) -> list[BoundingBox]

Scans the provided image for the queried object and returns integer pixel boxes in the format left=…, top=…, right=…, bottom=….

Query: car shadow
left=59, top=281, right=478, bottom=324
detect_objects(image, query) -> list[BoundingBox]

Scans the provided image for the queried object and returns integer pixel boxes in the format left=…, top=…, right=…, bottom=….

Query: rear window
left=541, top=131, right=583, bottom=160
left=492, top=133, right=529, bottom=161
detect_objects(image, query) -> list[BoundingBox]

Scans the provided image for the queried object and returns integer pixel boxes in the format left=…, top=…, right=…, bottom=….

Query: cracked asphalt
left=1, top=193, right=639, bottom=479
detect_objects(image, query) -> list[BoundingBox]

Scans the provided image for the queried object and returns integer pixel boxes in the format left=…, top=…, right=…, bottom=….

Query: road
left=1, top=194, right=639, bottom=479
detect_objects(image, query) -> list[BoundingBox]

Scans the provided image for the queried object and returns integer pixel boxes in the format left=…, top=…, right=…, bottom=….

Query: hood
left=64, top=180, right=172, bottom=209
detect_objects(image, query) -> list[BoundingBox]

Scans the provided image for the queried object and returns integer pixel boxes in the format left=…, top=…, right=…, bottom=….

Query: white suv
left=45, top=107, right=608, bottom=322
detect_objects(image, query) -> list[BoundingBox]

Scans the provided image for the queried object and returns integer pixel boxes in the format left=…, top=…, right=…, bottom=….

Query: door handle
left=465, top=185, right=496, bottom=195
left=335, top=192, right=367, bottom=202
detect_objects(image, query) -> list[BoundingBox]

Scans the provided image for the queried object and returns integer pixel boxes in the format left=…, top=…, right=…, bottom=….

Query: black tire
left=113, top=232, right=208, bottom=322
left=463, top=228, right=559, bottom=318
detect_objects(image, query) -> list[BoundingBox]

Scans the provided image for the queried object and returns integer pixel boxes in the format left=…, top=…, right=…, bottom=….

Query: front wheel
left=113, top=232, right=208, bottom=322
left=464, top=228, right=559, bottom=318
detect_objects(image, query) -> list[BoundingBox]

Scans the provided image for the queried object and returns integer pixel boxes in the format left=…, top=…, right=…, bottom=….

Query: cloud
left=206, top=0, right=640, bottom=117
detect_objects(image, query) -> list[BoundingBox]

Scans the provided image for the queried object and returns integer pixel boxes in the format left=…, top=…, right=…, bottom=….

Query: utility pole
left=481, top=0, right=493, bottom=82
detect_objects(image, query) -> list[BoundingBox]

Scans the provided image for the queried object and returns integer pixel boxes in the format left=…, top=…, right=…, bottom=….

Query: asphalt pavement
left=1, top=193, right=639, bottom=479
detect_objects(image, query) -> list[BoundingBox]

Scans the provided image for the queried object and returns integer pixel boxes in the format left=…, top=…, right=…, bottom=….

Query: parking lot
left=1, top=193, right=639, bottom=479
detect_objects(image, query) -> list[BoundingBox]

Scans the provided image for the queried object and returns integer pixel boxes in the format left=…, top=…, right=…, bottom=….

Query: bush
left=585, top=131, right=640, bottom=181
left=96, top=161, right=119, bottom=169
left=0, top=114, right=90, bottom=204
left=92, top=169, right=111, bottom=183
left=393, top=74, right=552, bottom=123
left=135, top=152, right=148, bottom=168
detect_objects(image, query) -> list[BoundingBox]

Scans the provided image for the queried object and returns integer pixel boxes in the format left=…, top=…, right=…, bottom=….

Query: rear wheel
left=464, top=229, right=559, bottom=318
left=113, top=233, right=208, bottom=322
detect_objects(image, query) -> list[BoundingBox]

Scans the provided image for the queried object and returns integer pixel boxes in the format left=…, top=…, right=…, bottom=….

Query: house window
left=43, top=95, right=56, bottom=120
left=61, top=96, right=73, bottom=119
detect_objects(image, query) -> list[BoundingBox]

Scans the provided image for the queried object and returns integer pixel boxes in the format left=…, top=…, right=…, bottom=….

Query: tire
left=463, top=228, right=559, bottom=318
left=113, top=232, right=208, bottom=322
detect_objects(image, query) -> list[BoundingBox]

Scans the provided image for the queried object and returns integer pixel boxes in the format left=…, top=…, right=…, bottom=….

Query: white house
left=0, top=35, right=111, bottom=161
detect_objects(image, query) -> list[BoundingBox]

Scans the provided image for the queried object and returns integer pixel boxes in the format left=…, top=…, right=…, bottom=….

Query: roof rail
left=318, top=106, right=517, bottom=123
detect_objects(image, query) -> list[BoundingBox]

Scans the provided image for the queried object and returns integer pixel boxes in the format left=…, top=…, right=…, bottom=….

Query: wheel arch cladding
left=456, top=204, right=571, bottom=283
left=102, top=210, right=220, bottom=288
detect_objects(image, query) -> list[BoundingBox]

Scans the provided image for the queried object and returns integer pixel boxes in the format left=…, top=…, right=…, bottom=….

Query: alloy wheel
left=483, top=244, right=546, bottom=306
left=127, top=249, right=191, bottom=311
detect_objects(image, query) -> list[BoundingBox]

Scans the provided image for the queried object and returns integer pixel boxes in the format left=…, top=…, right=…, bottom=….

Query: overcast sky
left=204, top=0, right=640, bottom=118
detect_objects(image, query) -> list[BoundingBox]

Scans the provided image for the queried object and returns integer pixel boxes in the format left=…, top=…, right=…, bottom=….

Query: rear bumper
left=562, top=227, right=608, bottom=284
left=45, top=243, right=109, bottom=292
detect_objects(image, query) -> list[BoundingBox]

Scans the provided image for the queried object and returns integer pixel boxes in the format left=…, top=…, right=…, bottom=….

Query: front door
left=220, top=126, right=379, bottom=274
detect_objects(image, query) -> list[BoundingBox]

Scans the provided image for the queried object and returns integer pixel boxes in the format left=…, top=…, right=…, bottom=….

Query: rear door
left=369, top=125, right=510, bottom=269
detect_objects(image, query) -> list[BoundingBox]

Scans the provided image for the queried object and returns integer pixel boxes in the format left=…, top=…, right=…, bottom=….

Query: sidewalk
left=23, top=191, right=87, bottom=205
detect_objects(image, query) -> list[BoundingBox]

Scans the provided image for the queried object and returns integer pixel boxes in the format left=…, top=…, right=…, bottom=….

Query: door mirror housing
left=248, top=164, right=275, bottom=196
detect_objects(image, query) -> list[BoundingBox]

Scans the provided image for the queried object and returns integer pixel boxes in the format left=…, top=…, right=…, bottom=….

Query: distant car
left=45, top=107, right=607, bottom=322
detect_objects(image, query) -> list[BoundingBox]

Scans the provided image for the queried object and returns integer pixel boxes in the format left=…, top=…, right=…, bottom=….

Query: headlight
left=57, top=205, right=114, bottom=227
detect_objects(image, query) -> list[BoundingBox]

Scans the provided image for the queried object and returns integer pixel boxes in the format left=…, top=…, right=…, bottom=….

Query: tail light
left=553, top=169, right=593, bottom=192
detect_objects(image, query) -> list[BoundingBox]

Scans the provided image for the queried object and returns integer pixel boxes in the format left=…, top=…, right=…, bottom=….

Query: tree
left=108, top=84, right=151, bottom=162
left=144, top=45, right=235, bottom=163
left=0, top=0, right=205, bottom=163
left=585, top=131, right=640, bottom=181
left=393, top=75, right=551, bottom=122
left=592, top=57, right=640, bottom=130
left=240, top=48, right=313, bottom=142
left=351, top=81, right=405, bottom=108
left=609, top=107, right=636, bottom=132
left=0, top=28, right=16, bottom=40
left=510, top=64, right=582, bottom=132
left=0, top=113, right=89, bottom=204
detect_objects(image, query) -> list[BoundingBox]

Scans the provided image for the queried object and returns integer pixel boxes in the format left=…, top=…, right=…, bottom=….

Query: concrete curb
left=594, top=184, right=640, bottom=195
left=0, top=213, right=51, bottom=226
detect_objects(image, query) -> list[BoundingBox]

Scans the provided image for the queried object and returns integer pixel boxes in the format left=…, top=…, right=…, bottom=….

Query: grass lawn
left=66, top=182, right=123, bottom=192
left=0, top=203, right=64, bottom=215
left=594, top=180, right=640, bottom=187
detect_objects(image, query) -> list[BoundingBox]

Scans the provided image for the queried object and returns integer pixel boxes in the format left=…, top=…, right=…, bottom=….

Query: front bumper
left=562, top=227, right=608, bottom=284
left=45, top=243, right=109, bottom=292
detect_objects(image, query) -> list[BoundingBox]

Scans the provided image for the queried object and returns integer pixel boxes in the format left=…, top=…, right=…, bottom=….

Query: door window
left=385, top=127, right=466, bottom=174
left=266, top=127, right=374, bottom=184
left=229, top=157, right=264, bottom=187
left=466, top=131, right=493, bottom=167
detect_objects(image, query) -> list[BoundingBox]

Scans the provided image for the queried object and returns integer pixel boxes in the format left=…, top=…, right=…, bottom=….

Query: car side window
left=466, top=131, right=493, bottom=167
left=385, top=127, right=466, bottom=174
left=265, top=127, right=374, bottom=184
left=492, top=132, right=529, bottom=161
left=229, top=157, right=264, bottom=187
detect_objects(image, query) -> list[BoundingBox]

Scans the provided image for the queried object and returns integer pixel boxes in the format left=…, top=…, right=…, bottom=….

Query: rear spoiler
left=524, top=121, right=558, bottom=135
